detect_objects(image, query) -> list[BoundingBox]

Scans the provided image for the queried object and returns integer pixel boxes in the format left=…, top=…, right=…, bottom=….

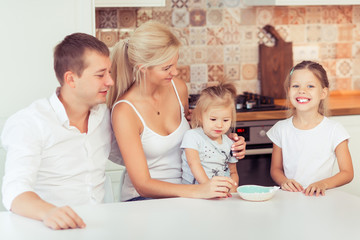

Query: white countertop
left=1, top=189, right=359, bottom=240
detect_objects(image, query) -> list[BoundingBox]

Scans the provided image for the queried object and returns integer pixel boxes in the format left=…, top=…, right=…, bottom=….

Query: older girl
left=267, top=61, right=353, bottom=196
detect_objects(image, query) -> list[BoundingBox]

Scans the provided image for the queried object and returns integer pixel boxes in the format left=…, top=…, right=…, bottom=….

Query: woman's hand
left=228, top=133, right=246, bottom=160
left=196, top=176, right=237, bottom=199
left=280, top=179, right=303, bottom=192
left=303, top=181, right=327, bottom=196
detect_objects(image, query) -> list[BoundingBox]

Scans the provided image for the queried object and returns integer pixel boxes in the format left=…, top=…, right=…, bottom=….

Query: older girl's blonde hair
left=191, top=82, right=237, bottom=130
left=107, top=21, right=181, bottom=108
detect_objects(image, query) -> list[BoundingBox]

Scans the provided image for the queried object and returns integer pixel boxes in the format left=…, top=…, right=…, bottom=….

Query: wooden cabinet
left=330, top=115, right=360, bottom=197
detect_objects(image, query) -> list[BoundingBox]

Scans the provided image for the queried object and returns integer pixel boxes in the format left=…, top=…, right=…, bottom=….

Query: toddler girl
left=267, top=61, right=353, bottom=196
left=181, top=82, right=239, bottom=193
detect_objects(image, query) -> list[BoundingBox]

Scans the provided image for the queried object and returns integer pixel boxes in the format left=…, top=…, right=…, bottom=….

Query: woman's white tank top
left=112, top=80, right=190, bottom=201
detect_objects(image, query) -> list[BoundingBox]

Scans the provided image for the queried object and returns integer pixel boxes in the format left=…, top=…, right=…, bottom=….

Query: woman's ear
left=63, top=71, right=76, bottom=88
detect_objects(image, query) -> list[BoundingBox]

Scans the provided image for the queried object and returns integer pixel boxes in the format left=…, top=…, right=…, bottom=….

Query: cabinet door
left=330, top=115, right=360, bottom=197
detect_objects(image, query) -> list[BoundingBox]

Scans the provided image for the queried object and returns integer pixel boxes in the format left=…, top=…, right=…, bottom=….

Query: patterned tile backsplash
left=96, top=4, right=360, bottom=96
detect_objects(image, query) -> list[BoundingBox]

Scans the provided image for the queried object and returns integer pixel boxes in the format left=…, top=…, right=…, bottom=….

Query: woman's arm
left=228, top=163, right=239, bottom=192
left=270, top=144, right=303, bottom=192
left=304, top=140, right=353, bottom=196
left=112, top=103, right=236, bottom=199
left=185, top=148, right=210, bottom=184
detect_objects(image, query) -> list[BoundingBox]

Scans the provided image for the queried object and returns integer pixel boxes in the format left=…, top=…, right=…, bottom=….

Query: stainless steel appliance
left=235, top=119, right=279, bottom=186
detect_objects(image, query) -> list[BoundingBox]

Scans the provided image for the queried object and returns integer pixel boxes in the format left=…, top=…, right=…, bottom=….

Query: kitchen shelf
left=244, top=0, right=360, bottom=6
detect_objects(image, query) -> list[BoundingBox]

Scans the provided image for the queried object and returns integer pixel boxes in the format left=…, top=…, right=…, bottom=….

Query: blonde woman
left=108, top=21, right=245, bottom=201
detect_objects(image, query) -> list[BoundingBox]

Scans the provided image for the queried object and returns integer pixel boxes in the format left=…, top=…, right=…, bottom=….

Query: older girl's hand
left=303, top=181, right=327, bottom=196
left=228, top=133, right=246, bottom=160
left=280, top=179, right=303, bottom=192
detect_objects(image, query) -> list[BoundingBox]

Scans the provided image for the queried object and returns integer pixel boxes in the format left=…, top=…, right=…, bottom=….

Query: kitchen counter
left=1, top=190, right=359, bottom=240
left=237, top=90, right=360, bottom=121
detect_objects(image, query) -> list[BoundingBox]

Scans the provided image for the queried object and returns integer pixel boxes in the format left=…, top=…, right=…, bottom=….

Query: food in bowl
left=237, top=185, right=280, bottom=202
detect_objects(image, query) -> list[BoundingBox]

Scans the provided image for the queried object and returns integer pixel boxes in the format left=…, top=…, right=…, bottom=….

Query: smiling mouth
left=296, top=97, right=310, bottom=103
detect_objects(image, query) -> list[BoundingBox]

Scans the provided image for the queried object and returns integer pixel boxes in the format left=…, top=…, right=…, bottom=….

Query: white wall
left=0, top=0, right=95, bottom=211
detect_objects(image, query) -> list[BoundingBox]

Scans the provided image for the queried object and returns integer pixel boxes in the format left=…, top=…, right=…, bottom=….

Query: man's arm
left=11, top=191, right=85, bottom=230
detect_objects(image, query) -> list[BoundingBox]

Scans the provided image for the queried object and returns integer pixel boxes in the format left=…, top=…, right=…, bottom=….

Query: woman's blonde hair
left=191, top=82, right=237, bottom=130
left=284, top=60, right=329, bottom=117
left=107, top=21, right=181, bottom=108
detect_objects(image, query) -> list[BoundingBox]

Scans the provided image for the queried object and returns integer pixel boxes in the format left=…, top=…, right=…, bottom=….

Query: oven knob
left=259, top=129, right=266, bottom=137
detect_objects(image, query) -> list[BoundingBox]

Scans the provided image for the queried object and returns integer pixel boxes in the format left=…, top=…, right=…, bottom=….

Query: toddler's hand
left=280, top=179, right=303, bottom=192
left=303, top=182, right=327, bottom=196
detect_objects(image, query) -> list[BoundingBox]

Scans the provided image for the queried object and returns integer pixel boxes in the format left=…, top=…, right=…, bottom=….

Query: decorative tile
left=189, top=82, right=208, bottom=94
left=239, top=45, right=258, bottom=62
left=223, top=26, right=241, bottom=44
left=119, top=28, right=134, bottom=40
left=206, top=0, right=223, bottom=8
left=97, top=29, right=119, bottom=48
left=293, top=45, right=319, bottom=61
left=224, top=0, right=241, bottom=8
left=207, top=27, right=224, bottom=45
left=225, top=64, right=240, bottom=80
left=207, top=9, right=223, bottom=26
left=337, top=6, right=352, bottom=24
left=190, top=9, right=206, bottom=26
left=97, top=9, right=118, bottom=28
left=178, top=46, right=192, bottom=65
left=353, top=6, right=360, bottom=23
left=191, top=46, right=207, bottom=63
left=336, top=59, right=352, bottom=78
left=189, top=27, right=207, bottom=45
left=352, top=59, right=360, bottom=76
left=353, top=77, right=360, bottom=90
left=274, top=7, right=288, bottom=25
left=353, top=42, right=360, bottom=59
left=177, top=65, right=190, bottom=82
left=224, top=45, right=241, bottom=63
left=240, top=26, right=258, bottom=45
left=306, top=25, right=321, bottom=43
left=354, top=25, right=360, bottom=41
left=137, top=9, right=152, bottom=27
left=118, top=9, right=136, bottom=28
left=172, top=8, right=190, bottom=27
left=237, top=80, right=260, bottom=94
left=319, top=43, right=336, bottom=59
left=288, top=7, right=305, bottom=24
left=305, top=7, right=322, bottom=24
left=338, top=24, right=354, bottom=42
left=321, top=25, right=338, bottom=42
left=336, top=43, right=352, bottom=59
left=172, top=0, right=189, bottom=8
left=328, top=76, right=337, bottom=91
left=256, top=7, right=274, bottom=26
left=241, top=63, right=257, bottom=80
left=289, top=25, right=306, bottom=44
left=322, top=6, right=338, bottom=24
left=208, top=64, right=224, bottom=82
left=336, top=78, right=352, bottom=90
left=189, top=0, right=206, bottom=9
left=275, top=25, right=291, bottom=42
left=207, top=46, right=224, bottom=63
left=223, top=8, right=241, bottom=26
left=257, top=27, right=275, bottom=46
left=321, top=59, right=337, bottom=77
left=152, top=8, right=172, bottom=26
left=190, top=64, right=208, bottom=83
left=240, top=8, right=256, bottom=25
left=172, top=27, right=189, bottom=45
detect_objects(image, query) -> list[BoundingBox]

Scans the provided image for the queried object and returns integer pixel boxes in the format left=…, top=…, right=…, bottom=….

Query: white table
left=1, top=189, right=359, bottom=240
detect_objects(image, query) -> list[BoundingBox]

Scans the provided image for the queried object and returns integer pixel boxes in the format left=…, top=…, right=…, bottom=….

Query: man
left=1, top=33, right=113, bottom=230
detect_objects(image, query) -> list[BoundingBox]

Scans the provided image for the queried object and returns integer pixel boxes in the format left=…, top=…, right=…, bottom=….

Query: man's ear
left=63, top=71, right=76, bottom=88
